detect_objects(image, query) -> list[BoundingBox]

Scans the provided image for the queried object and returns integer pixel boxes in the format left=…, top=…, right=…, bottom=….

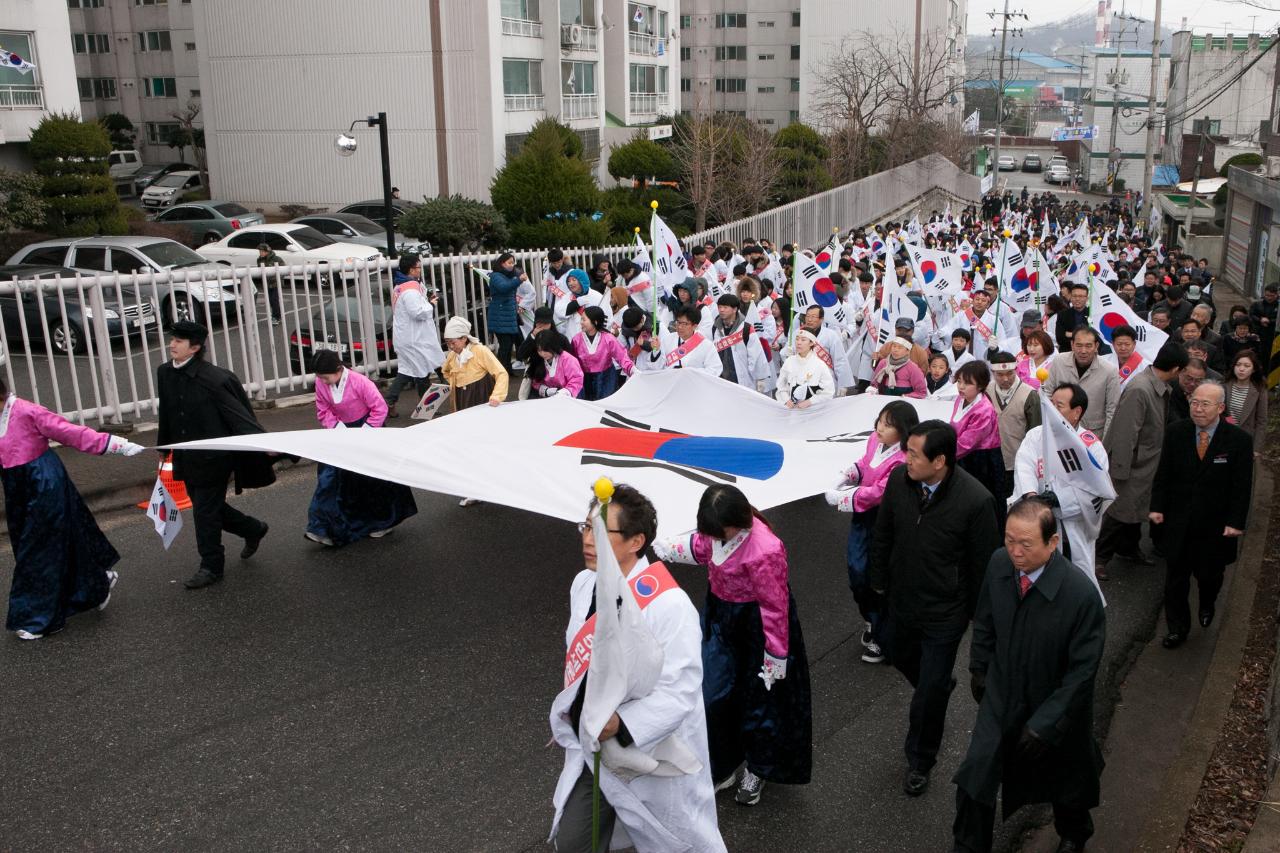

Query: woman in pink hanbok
left=571, top=305, right=634, bottom=401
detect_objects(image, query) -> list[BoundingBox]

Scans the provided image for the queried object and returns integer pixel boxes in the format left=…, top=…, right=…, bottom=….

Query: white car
left=196, top=225, right=383, bottom=276
left=1045, top=165, right=1073, bottom=185
left=997, top=155, right=1017, bottom=171
left=141, top=170, right=203, bottom=209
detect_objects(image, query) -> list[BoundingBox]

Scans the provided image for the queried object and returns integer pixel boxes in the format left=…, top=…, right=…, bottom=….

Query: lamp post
left=335, top=111, right=397, bottom=259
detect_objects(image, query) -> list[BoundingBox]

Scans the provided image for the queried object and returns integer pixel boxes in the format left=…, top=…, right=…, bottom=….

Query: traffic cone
left=137, top=452, right=193, bottom=511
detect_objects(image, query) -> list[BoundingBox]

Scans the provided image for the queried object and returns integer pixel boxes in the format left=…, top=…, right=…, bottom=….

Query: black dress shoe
left=1056, top=837, right=1086, bottom=852
left=903, top=768, right=930, bottom=796
left=1119, top=550, right=1156, bottom=566
left=183, top=569, right=223, bottom=589
left=1162, top=632, right=1186, bottom=649
left=1095, top=561, right=1109, bottom=581
left=1199, top=608, right=1215, bottom=628
left=240, top=523, right=269, bottom=559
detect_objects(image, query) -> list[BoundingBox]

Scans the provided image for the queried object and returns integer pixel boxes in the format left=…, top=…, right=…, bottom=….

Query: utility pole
left=1140, top=0, right=1163, bottom=224
left=1106, top=15, right=1141, bottom=191
left=987, top=0, right=1027, bottom=190
left=1183, top=116, right=1210, bottom=245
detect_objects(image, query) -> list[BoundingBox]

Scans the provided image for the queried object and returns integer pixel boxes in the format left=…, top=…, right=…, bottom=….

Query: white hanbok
left=653, top=331, right=723, bottom=376
left=390, top=286, right=445, bottom=377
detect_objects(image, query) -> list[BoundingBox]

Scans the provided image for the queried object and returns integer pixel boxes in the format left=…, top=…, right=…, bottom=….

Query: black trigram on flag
left=938, top=255, right=953, bottom=269
left=1090, top=496, right=1106, bottom=514
left=1057, top=448, right=1083, bottom=473
left=1134, top=326, right=1149, bottom=341
left=794, top=289, right=810, bottom=308
left=801, top=264, right=821, bottom=279
left=1097, top=291, right=1114, bottom=308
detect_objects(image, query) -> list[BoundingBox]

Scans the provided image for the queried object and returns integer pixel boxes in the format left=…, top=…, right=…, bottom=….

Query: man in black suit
left=871, top=420, right=1001, bottom=797
left=157, top=321, right=275, bottom=589
left=952, top=498, right=1106, bottom=853
left=1149, top=381, right=1254, bottom=648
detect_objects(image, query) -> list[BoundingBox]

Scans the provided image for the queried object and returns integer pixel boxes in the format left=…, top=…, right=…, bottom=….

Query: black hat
left=533, top=306, right=554, bottom=325
left=1020, top=309, right=1042, bottom=329
left=169, top=320, right=208, bottom=345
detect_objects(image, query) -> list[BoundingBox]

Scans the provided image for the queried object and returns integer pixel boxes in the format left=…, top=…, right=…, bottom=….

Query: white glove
left=538, top=385, right=556, bottom=398
left=557, top=388, right=573, bottom=397
left=759, top=651, right=788, bottom=691
left=106, top=435, right=145, bottom=457
left=826, top=487, right=859, bottom=512
left=653, top=532, right=697, bottom=564
left=865, top=386, right=879, bottom=395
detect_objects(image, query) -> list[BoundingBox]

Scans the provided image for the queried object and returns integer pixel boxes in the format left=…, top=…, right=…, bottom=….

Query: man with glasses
left=1149, top=382, right=1253, bottom=649
left=655, top=305, right=722, bottom=376
left=1167, top=357, right=1207, bottom=425
left=548, top=485, right=725, bottom=853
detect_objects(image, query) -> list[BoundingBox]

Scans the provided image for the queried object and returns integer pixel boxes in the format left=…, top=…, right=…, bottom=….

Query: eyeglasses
left=577, top=521, right=626, bottom=535
left=1188, top=399, right=1220, bottom=409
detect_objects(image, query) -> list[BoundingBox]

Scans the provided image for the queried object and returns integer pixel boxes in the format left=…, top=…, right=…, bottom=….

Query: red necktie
left=1018, top=574, right=1032, bottom=599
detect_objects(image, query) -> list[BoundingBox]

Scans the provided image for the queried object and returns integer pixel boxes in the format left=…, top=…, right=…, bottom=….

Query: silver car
left=291, top=212, right=428, bottom=256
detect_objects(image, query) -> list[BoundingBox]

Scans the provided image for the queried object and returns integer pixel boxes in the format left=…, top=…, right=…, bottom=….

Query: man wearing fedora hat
left=156, top=320, right=275, bottom=589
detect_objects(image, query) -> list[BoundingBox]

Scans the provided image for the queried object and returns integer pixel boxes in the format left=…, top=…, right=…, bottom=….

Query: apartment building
left=192, top=0, right=679, bottom=210
left=66, top=0, right=200, bottom=163
left=1081, top=47, right=1169, bottom=188
left=0, top=1, right=80, bottom=170
left=677, top=2, right=803, bottom=129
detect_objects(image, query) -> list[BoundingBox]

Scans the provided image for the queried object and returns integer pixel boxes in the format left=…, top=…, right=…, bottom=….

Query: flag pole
left=649, top=201, right=660, bottom=336
left=590, top=476, right=615, bottom=853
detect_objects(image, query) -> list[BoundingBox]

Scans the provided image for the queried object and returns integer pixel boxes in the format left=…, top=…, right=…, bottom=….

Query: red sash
left=1118, top=352, right=1143, bottom=382
left=626, top=275, right=652, bottom=295
left=714, top=328, right=746, bottom=352
left=812, top=339, right=835, bottom=372
left=563, top=562, right=679, bottom=689
left=664, top=333, right=706, bottom=368
left=965, top=308, right=994, bottom=342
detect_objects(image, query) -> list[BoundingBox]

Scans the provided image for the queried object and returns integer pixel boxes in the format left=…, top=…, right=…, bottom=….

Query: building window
left=790, top=44, right=800, bottom=60
left=790, top=77, right=800, bottom=92
left=68, top=0, right=106, bottom=7
left=790, top=109, right=799, bottom=122
left=185, top=42, right=196, bottom=51
left=681, top=77, right=691, bottom=92
left=144, top=77, right=177, bottom=97
left=759, top=20, right=774, bottom=27
left=189, top=88, right=200, bottom=98
left=760, top=118, right=775, bottom=125
left=680, top=14, right=691, bottom=28
left=72, top=33, right=110, bottom=54
left=758, top=85, right=775, bottom=93
left=715, top=45, right=746, bottom=61
left=713, top=13, right=746, bottom=28
left=561, top=60, right=595, bottom=94
left=630, top=63, right=667, bottom=94
left=680, top=46, right=690, bottom=61
left=1192, top=118, right=1222, bottom=135
left=792, top=11, right=800, bottom=25
left=502, top=58, right=543, bottom=95
left=78, top=77, right=117, bottom=99
left=758, top=53, right=775, bottom=60
left=501, top=0, right=539, bottom=20
left=0, top=31, right=40, bottom=91
left=714, top=78, right=747, bottom=93
left=134, top=0, right=168, bottom=5
left=146, top=121, right=181, bottom=144
left=559, top=0, right=596, bottom=26
left=137, top=30, right=172, bottom=52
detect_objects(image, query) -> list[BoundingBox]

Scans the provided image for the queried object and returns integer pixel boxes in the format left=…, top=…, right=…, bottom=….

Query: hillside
left=967, top=11, right=1174, bottom=61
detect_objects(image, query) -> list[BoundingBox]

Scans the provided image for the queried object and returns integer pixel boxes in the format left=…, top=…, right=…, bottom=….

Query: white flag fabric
left=1089, top=283, right=1169, bottom=361
left=958, top=239, right=975, bottom=272
left=903, top=216, right=923, bottom=246
left=792, top=255, right=848, bottom=327
left=1026, top=247, right=1057, bottom=308
left=875, top=267, right=913, bottom=347
left=963, top=110, right=980, bottom=134
left=167, top=371, right=952, bottom=539
left=410, top=383, right=453, bottom=420
left=1066, top=244, right=1117, bottom=286
left=650, top=211, right=688, bottom=301
left=146, top=476, right=183, bottom=549
left=907, top=245, right=965, bottom=298
left=1040, top=394, right=1116, bottom=501
left=996, top=238, right=1040, bottom=313
left=1065, top=218, right=1091, bottom=251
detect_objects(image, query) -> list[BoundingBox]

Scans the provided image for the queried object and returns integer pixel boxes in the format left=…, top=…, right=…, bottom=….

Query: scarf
left=993, top=377, right=1021, bottom=409
left=457, top=344, right=475, bottom=367
left=875, top=353, right=910, bottom=388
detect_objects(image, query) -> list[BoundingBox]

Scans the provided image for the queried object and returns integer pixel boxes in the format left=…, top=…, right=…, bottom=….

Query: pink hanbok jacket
left=571, top=331, right=635, bottom=376
left=687, top=522, right=791, bottom=659
left=841, top=439, right=907, bottom=514
left=532, top=351, right=585, bottom=397
left=0, top=396, right=111, bottom=469
left=951, top=394, right=1002, bottom=458
left=315, top=368, right=388, bottom=429
left=1015, top=356, right=1047, bottom=389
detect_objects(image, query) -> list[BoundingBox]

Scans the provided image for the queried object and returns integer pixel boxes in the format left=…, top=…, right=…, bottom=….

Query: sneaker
left=459, top=498, right=480, bottom=507
left=860, top=628, right=874, bottom=648
left=861, top=640, right=885, bottom=664
left=304, top=531, right=335, bottom=547
left=15, top=629, right=42, bottom=641
left=98, top=570, right=120, bottom=612
left=714, top=770, right=739, bottom=793
left=368, top=528, right=393, bottom=539
left=735, top=769, right=765, bottom=806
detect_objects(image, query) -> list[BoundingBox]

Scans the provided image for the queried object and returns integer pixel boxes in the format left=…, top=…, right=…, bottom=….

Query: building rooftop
left=1018, top=51, right=1080, bottom=70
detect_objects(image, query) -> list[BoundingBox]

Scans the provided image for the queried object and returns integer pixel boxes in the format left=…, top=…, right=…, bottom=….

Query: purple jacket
left=0, top=396, right=110, bottom=469
left=315, top=368, right=388, bottom=429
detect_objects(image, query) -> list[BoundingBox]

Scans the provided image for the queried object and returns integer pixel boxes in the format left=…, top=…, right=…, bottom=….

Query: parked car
left=0, top=264, right=158, bottom=354
left=6, top=236, right=243, bottom=327
left=288, top=296, right=393, bottom=373
left=997, top=155, right=1017, bottom=171
left=1021, top=154, right=1042, bottom=172
left=107, top=150, right=142, bottom=179
left=151, top=202, right=265, bottom=245
left=336, top=199, right=419, bottom=230
left=1045, top=165, right=1073, bottom=185
left=196, top=224, right=384, bottom=273
left=1048, top=155, right=1069, bottom=169
left=141, top=170, right=204, bottom=209
left=133, top=162, right=197, bottom=191
left=291, top=212, right=429, bottom=256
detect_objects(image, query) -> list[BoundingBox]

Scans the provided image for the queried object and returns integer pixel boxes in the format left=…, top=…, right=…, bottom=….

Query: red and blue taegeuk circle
left=1010, top=268, right=1031, bottom=292
left=920, top=260, right=938, bottom=284
left=1098, top=311, right=1128, bottom=343
left=815, top=250, right=833, bottom=269
left=812, top=276, right=838, bottom=307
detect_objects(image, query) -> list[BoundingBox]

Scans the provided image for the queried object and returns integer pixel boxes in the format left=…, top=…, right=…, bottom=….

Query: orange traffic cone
left=137, top=452, right=193, bottom=511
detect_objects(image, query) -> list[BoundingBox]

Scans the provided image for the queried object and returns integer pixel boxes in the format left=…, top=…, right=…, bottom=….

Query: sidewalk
left=1020, top=467, right=1275, bottom=852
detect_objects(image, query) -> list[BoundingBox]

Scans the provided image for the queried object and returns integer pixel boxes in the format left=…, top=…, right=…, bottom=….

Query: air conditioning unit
left=560, top=23, right=582, bottom=46
left=1267, top=155, right=1280, bottom=179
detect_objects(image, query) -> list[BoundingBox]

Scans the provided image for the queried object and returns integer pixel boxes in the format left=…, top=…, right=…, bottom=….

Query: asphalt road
left=0, top=465, right=1162, bottom=852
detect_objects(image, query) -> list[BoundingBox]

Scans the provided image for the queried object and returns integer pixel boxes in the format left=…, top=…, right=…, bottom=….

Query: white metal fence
left=2, top=154, right=979, bottom=426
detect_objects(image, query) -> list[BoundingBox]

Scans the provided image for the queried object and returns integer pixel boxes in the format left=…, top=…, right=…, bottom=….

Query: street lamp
left=334, top=112, right=397, bottom=259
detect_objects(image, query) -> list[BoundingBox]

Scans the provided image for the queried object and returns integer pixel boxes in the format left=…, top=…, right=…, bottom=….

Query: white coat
left=775, top=350, right=835, bottom=404
left=654, top=331, right=723, bottom=376
left=941, top=305, right=1019, bottom=361
left=788, top=324, right=854, bottom=390
left=553, top=286, right=605, bottom=341
left=712, top=315, right=772, bottom=391
left=1013, top=423, right=1112, bottom=599
left=391, top=286, right=445, bottom=378
left=549, top=565, right=726, bottom=853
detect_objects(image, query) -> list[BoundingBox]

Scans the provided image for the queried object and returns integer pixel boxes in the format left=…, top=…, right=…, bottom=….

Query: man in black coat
left=157, top=321, right=275, bottom=589
left=952, top=498, right=1106, bottom=853
left=1149, top=381, right=1254, bottom=648
left=871, top=420, right=1001, bottom=797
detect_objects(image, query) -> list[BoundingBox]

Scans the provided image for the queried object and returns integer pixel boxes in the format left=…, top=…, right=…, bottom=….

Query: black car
left=335, top=199, right=419, bottom=230
left=1021, top=154, right=1043, bottom=173
left=133, top=162, right=198, bottom=191
left=0, top=264, right=158, bottom=354
left=288, top=296, right=394, bottom=373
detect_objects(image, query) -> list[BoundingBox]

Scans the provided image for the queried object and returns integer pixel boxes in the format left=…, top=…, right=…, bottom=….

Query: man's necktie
left=1018, top=573, right=1032, bottom=599
left=1197, top=430, right=1210, bottom=460
left=919, top=485, right=932, bottom=512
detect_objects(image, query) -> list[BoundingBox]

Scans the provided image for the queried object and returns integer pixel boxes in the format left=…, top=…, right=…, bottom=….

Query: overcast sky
left=969, top=0, right=1280, bottom=40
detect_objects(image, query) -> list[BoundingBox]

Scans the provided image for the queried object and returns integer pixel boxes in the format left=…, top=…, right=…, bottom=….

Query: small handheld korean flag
left=1040, top=394, right=1116, bottom=502
left=411, top=383, right=454, bottom=420
left=1089, top=282, right=1168, bottom=361
left=146, top=476, right=183, bottom=550
left=908, top=245, right=964, bottom=298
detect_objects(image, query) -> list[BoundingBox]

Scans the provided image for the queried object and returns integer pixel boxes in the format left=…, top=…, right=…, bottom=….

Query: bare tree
left=669, top=114, right=737, bottom=232
left=711, top=119, right=783, bottom=222
left=169, top=100, right=208, bottom=192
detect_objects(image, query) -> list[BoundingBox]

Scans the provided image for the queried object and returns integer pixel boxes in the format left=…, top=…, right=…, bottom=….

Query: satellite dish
left=334, top=133, right=358, bottom=157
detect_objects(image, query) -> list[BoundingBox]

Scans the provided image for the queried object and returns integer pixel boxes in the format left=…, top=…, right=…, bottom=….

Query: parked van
left=107, top=150, right=142, bottom=179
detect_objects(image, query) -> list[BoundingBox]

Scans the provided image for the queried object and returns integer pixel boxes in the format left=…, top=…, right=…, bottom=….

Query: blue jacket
left=486, top=268, right=523, bottom=334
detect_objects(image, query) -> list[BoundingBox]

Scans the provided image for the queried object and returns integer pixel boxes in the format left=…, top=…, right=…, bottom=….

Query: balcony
left=562, top=93, right=599, bottom=120
left=628, top=31, right=661, bottom=56
left=559, top=23, right=598, bottom=51
left=629, top=93, right=669, bottom=115
left=501, top=17, right=543, bottom=38
left=0, top=85, right=43, bottom=109
left=504, top=94, right=545, bottom=112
